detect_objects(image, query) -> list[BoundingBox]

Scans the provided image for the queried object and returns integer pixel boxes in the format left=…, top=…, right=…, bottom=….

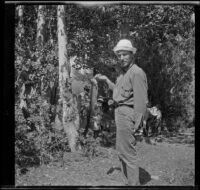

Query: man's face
left=116, top=50, right=133, bottom=68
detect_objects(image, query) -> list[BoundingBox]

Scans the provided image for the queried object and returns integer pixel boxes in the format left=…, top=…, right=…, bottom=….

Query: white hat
left=113, top=39, right=137, bottom=54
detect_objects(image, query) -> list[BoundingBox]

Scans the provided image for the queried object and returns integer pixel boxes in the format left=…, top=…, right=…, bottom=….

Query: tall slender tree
left=120, top=18, right=130, bottom=39
left=36, top=5, right=48, bottom=130
left=57, top=5, right=79, bottom=152
left=37, top=5, right=46, bottom=49
left=16, top=5, right=24, bottom=40
left=16, top=5, right=28, bottom=116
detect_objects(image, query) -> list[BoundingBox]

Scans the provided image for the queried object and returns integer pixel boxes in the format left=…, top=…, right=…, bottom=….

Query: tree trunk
left=36, top=5, right=47, bottom=130
left=16, top=5, right=24, bottom=40
left=57, top=5, right=79, bottom=152
left=120, top=18, right=130, bottom=39
left=37, top=5, right=46, bottom=49
left=16, top=5, right=25, bottom=108
left=16, top=6, right=36, bottom=130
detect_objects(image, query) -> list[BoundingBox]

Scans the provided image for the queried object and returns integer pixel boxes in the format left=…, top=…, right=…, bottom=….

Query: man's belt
left=114, top=103, right=134, bottom=109
left=107, top=100, right=134, bottom=109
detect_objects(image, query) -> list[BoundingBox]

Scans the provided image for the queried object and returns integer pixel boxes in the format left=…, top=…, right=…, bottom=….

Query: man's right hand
left=94, top=74, right=108, bottom=81
left=95, top=74, right=115, bottom=90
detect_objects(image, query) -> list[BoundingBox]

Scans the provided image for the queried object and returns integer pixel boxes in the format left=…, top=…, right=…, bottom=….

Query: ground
left=15, top=128, right=195, bottom=187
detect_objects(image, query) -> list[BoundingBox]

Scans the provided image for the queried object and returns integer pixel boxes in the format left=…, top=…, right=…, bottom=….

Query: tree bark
left=120, top=18, right=130, bottom=39
left=57, top=5, right=79, bottom=152
left=16, top=5, right=24, bottom=40
left=36, top=5, right=48, bottom=130
left=17, top=5, right=25, bottom=108
left=37, top=5, right=46, bottom=49
left=16, top=6, right=37, bottom=131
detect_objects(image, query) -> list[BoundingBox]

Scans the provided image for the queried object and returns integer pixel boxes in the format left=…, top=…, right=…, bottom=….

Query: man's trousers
left=115, top=106, right=142, bottom=185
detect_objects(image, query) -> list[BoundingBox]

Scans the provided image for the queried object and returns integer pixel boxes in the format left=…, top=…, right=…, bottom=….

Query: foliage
left=15, top=4, right=195, bottom=171
left=78, top=129, right=101, bottom=159
left=15, top=97, right=69, bottom=172
left=15, top=104, right=40, bottom=169
left=131, top=5, right=194, bottom=130
left=65, top=4, right=194, bottom=131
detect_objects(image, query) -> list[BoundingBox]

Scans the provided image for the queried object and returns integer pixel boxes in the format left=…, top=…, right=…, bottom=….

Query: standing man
left=95, top=39, right=148, bottom=185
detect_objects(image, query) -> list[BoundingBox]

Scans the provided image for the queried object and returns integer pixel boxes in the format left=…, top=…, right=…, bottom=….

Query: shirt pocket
left=121, top=86, right=132, bottom=98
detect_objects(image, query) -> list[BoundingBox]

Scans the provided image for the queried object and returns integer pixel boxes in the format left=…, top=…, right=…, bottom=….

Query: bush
left=15, top=99, right=70, bottom=172
left=77, top=128, right=101, bottom=159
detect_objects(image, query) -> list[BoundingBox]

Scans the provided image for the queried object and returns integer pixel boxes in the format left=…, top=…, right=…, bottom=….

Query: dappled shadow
left=106, top=166, right=121, bottom=175
left=139, top=167, right=151, bottom=185
left=106, top=166, right=152, bottom=185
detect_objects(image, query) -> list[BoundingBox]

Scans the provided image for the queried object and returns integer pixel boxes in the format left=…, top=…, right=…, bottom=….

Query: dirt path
left=16, top=139, right=194, bottom=186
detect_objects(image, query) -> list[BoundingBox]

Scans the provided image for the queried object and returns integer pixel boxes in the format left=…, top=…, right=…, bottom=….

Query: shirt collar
left=121, top=62, right=135, bottom=74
